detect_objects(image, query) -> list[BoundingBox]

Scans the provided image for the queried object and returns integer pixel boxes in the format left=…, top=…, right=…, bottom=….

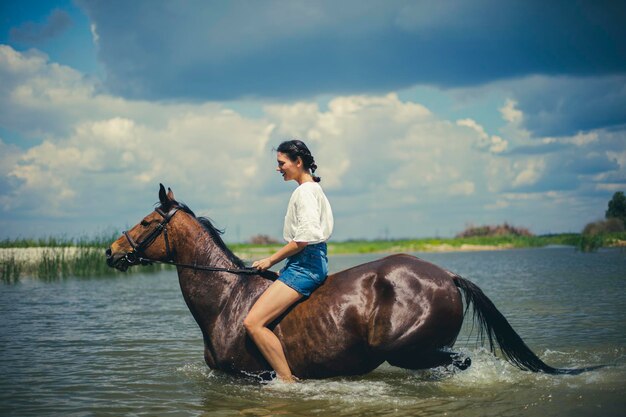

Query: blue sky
left=0, top=0, right=625, bottom=241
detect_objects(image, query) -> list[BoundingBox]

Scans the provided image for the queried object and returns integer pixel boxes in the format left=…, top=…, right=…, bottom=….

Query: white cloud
left=568, top=131, right=598, bottom=146
left=449, top=180, right=476, bottom=196
left=499, top=99, right=523, bottom=124
left=7, top=110, right=272, bottom=216
left=607, top=149, right=626, bottom=169
left=266, top=93, right=492, bottom=204
left=597, top=183, right=626, bottom=192
left=512, top=158, right=545, bottom=187
left=2, top=51, right=502, bottom=237
left=484, top=199, right=510, bottom=210
left=485, top=154, right=547, bottom=193
left=456, top=118, right=508, bottom=153
left=90, top=23, right=99, bottom=44
left=1, top=45, right=624, bottom=239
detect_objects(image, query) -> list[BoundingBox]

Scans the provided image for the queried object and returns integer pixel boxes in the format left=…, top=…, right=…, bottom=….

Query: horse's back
left=322, top=253, right=460, bottom=297
left=278, top=253, right=464, bottom=377
left=335, top=253, right=464, bottom=350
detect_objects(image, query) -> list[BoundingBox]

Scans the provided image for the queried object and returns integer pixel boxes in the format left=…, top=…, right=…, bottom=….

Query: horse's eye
left=140, top=220, right=150, bottom=227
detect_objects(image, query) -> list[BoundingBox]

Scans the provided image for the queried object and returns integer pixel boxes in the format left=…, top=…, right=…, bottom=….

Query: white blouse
left=283, top=182, right=333, bottom=244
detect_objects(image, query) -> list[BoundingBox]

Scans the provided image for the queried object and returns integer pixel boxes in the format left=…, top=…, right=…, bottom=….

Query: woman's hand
left=252, top=257, right=273, bottom=271
left=252, top=241, right=306, bottom=271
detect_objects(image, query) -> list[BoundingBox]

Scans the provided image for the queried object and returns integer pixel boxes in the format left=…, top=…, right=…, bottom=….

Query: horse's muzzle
left=105, top=248, right=130, bottom=271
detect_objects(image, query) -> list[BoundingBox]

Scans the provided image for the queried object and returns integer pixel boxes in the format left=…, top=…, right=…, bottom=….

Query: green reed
left=576, top=231, right=626, bottom=252
left=577, top=234, right=605, bottom=252
left=1, top=246, right=173, bottom=282
left=1, top=255, right=22, bottom=284
left=0, top=231, right=121, bottom=249
left=37, top=249, right=65, bottom=280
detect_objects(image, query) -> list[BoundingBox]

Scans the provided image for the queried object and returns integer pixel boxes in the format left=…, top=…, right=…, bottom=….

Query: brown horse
left=106, top=184, right=596, bottom=379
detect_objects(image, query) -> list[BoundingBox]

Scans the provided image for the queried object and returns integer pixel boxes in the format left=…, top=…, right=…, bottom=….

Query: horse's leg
left=386, top=349, right=471, bottom=371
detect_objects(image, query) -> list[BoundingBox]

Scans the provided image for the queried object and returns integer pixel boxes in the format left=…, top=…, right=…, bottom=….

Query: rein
left=135, top=257, right=264, bottom=275
left=122, top=206, right=275, bottom=279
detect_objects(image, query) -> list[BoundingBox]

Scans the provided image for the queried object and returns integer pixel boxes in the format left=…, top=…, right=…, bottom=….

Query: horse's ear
left=167, top=187, right=175, bottom=201
left=159, top=183, right=168, bottom=205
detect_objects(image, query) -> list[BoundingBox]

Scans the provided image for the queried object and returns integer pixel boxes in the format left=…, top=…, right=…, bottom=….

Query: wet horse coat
left=107, top=185, right=596, bottom=378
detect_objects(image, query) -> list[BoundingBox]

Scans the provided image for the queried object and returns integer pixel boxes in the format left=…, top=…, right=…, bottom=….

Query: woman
left=243, top=139, right=333, bottom=382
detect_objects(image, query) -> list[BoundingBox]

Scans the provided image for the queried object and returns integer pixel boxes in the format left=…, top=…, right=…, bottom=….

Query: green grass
left=323, top=234, right=583, bottom=254
left=2, top=232, right=624, bottom=282
left=230, top=233, right=619, bottom=256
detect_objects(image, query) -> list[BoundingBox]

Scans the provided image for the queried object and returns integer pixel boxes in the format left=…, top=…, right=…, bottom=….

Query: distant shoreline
left=2, top=233, right=624, bottom=263
left=0, top=243, right=514, bottom=263
left=2, top=235, right=624, bottom=282
left=231, top=233, right=625, bottom=257
left=233, top=243, right=521, bottom=259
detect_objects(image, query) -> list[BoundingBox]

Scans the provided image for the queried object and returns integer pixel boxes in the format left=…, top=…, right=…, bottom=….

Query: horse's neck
left=172, top=216, right=238, bottom=270
left=170, top=215, right=240, bottom=315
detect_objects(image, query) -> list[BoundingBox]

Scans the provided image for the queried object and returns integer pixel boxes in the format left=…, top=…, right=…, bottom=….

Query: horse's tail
left=453, top=275, right=601, bottom=375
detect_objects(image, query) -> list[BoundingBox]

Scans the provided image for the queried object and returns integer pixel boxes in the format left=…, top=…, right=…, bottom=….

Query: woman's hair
left=276, top=139, right=321, bottom=182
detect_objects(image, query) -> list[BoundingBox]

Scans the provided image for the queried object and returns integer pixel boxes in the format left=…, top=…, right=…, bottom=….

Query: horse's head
left=106, top=184, right=181, bottom=271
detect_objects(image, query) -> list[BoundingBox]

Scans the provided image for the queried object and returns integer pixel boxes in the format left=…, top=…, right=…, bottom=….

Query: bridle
left=122, top=206, right=179, bottom=266
left=121, top=206, right=274, bottom=278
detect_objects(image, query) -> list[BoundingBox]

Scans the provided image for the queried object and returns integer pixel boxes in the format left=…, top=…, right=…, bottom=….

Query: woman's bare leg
left=243, top=280, right=302, bottom=382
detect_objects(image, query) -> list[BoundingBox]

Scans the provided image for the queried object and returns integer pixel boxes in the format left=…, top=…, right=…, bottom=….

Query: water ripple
left=1, top=249, right=624, bottom=416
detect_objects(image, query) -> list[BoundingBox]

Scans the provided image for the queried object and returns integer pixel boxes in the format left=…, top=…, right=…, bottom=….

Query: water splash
left=176, top=362, right=218, bottom=381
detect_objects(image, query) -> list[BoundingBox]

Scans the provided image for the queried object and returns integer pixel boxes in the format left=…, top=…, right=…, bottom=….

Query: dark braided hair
left=276, top=139, right=321, bottom=182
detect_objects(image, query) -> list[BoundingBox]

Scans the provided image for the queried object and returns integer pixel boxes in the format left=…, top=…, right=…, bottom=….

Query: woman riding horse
left=106, top=185, right=599, bottom=379
left=245, top=140, right=333, bottom=382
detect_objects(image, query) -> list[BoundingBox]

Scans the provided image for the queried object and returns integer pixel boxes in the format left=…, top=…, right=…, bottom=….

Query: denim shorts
left=278, top=242, right=328, bottom=297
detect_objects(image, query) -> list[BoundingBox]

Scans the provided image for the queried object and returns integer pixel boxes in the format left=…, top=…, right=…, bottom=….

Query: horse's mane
left=166, top=200, right=246, bottom=269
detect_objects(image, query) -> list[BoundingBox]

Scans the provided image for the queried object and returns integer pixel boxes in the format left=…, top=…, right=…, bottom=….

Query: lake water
left=1, top=247, right=625, bottom=416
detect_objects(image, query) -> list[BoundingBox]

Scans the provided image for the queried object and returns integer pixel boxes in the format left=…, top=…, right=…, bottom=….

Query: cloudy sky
left=1, top=0, right=625, bottom=242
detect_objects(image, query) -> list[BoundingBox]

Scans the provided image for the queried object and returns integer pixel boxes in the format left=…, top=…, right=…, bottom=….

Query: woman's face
left=276, top=152, right=302, bottom=182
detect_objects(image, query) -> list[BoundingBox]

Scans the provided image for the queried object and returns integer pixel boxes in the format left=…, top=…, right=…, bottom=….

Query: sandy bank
left=0, top=247, right=98, bottom=262
left=420, top=243, right=514, bottom=252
